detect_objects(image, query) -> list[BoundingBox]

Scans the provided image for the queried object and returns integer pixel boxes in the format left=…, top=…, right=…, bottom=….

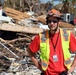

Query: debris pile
left=4, top=7, right=30, bottom=22
left=0, top=7, right=76, bottom=75
left=0, top=32, right=41, bottom=75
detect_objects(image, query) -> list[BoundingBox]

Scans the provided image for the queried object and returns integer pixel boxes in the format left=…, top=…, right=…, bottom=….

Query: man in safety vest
left=27, top=9, right=76, bottom=75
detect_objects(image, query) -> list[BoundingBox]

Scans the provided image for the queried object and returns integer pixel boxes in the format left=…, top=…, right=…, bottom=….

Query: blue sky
left=40, top=0, right=60, bottom=5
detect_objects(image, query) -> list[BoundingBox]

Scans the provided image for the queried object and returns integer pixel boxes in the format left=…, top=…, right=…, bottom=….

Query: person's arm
left=27, top=47, right=42, bottom=70
left=71, top=54, right=76, bottom=67
left=68, top=55, right=76, bottom=74
left=68, top=32, right=76, bottom=74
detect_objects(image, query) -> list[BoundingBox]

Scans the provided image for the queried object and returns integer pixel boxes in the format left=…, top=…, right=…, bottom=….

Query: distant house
left=62, top=13, right=74, bottom=24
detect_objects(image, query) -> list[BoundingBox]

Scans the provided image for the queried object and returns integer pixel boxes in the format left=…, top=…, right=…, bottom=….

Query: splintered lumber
left=4, top=7, right=30, bottom=21
left=59, top=22, right=75, bottom=28
left=0, top=42, right=19, bottom=58
left=0, top=41, right=25, bottom=58
left=7, top=37, right=31, bottom=44
left=0, top=38, right=27, bottom=56
left=0, top=23, right=43, bottom=34
left=37, top=15, right=46, bottom=24
left=0, top=55, right=11, bottom=72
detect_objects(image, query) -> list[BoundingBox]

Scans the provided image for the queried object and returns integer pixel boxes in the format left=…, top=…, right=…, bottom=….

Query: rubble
left=4, top=7, right=30, bottom=22
left=0, top=32, right=41, bottom=75
left=0, top=7, right=76, bottom=75
left=0, top=23, right=43, bottom=34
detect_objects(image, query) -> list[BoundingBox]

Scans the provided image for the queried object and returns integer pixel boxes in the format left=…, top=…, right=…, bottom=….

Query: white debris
left=0, top=16, right=12, bottom=23
left=37, top=23, right=49, bottom=30
left=27, top=11, right=34, bottom=16
left=0, top=9, right=2, bottom=16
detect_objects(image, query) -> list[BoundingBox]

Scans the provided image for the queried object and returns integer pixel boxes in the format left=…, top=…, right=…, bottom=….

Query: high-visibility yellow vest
left=39, top=28, right=71, bottom=71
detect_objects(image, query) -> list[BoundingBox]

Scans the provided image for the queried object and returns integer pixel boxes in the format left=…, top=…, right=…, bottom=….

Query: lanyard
left=50, top=30, right=60, bottom=52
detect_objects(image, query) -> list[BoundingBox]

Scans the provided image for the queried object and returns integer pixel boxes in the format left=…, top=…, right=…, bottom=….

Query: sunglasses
left=48, top=20, right=59, bottom=23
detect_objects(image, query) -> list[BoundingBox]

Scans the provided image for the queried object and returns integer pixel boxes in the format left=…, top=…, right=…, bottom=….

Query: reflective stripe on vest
left=39, top=30, right=50, bottom=71
left=39, top=29, right=71, bottom=71
left=60, top=28, right=71, bottom=70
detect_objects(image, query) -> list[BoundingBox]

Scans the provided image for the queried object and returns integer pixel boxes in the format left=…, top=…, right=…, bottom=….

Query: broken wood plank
left=0, top=42, right=19, bottom=58
left=0, top=23, right=43, bottom=34
left=0, top=38, right=26, bottom=56
left=7, top=37, right=31, bottom=44
left=4, top=7, right=30, bottom=21
left=37, top=15, right=46, bottom=24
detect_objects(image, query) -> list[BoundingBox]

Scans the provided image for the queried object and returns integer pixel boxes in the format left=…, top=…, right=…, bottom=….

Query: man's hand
left=68, top=55, right=76, bottom=75
left=68, top=66, right=74, bottom=75
left=27, top=47, right=42, bottom=71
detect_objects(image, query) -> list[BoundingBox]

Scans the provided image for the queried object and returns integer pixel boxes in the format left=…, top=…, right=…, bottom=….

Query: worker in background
left=27, top=9, right=76, bottom=75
